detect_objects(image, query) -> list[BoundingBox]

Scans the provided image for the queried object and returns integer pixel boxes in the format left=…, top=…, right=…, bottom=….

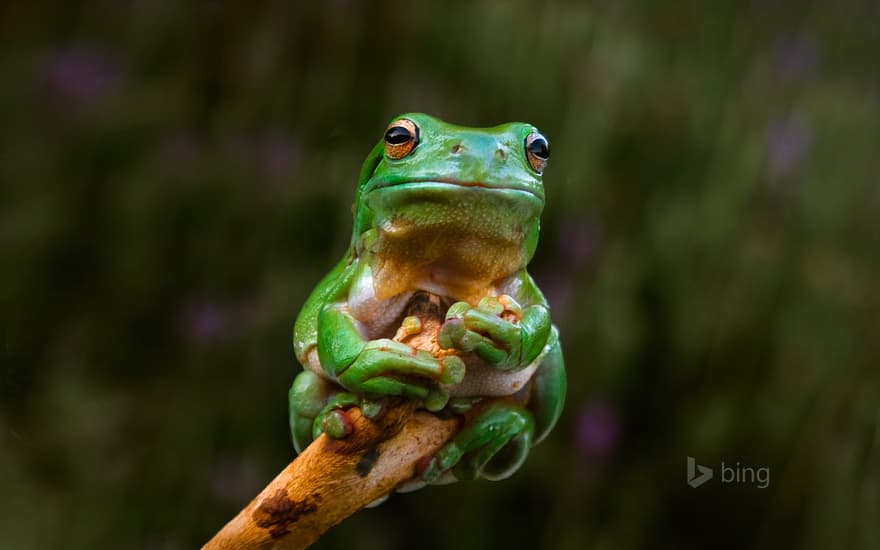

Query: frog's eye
left=524, top=132, right=550, bottom=173
left=384, top=119, right=419, bottom=160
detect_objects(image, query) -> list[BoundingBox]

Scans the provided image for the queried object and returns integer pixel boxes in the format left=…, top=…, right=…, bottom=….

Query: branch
left=206, top=291, right=458, bottom=548
left=203, top=402, right=459, bottom=550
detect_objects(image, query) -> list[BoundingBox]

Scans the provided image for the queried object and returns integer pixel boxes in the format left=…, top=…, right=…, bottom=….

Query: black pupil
left=385, top=126, right=412, bottom=145
left=528, top=136, right=550, bottom=159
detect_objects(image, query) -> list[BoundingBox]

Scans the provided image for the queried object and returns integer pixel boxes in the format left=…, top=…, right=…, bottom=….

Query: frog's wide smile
left=369, top=178, right=543, bottom=199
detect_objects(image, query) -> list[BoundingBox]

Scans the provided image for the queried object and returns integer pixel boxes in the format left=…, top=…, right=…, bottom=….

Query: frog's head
left=350, top=113, right=551, bottom=300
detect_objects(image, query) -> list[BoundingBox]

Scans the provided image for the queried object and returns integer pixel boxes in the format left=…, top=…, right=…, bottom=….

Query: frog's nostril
left=495, top=148, right=506, bottom=160
left=451, top=143, right=464, bottom=154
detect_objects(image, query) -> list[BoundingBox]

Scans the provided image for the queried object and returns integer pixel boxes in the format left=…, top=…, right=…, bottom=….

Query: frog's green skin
left=289, top=113, right=566, bottom=487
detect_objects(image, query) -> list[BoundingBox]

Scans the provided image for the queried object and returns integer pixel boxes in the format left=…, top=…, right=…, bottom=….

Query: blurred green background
left=2, top=1, right=879, bottom=549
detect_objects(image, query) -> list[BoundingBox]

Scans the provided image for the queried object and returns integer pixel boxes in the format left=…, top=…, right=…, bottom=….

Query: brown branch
left=203, top=402, right=459, bottom=550
left=206, top=292, right=459, bottom=548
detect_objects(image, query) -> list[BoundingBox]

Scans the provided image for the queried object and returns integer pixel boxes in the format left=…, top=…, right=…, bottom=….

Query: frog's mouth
left=369, top=178, right=544, bottom=201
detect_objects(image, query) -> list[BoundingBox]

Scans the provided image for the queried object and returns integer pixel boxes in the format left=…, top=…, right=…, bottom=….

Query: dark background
left=2, top=1, right=879, bottom=549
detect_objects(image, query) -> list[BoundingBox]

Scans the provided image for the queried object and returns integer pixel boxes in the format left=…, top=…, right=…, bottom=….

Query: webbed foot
left=421, top=401, right=535, bottom=482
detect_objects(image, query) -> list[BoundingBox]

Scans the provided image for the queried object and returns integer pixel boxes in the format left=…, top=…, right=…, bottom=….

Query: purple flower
left=534, top=216, right=603, bottom=320
left=40, top=47, right=122, bottom=104
left=557, top=215, right=603, bottom=269
left=179, top=301, right=229, bottom=344
left=258, top=134, right=301, bottom=182
left=765, top=117, right=812, bottom=180
left=538, top=271, right=574, bottom=321
left=773, top=36, right=819, bottom=82
left=576, top=401, right=620, bottom=458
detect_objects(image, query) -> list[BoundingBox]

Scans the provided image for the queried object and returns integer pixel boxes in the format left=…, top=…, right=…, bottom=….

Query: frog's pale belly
left=445, top=348, right=545, bottom=397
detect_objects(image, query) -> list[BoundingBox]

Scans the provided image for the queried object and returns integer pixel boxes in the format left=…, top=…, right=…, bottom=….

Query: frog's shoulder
left=496, top=269, right=548, bottom=307
left=293, top=253, right=358, bottom=363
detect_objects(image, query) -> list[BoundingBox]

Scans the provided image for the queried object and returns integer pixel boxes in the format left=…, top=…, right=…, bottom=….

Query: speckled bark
left=203, top=404, right=458, bottom=550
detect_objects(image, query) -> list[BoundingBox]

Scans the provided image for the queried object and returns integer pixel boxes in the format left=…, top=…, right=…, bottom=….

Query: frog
left=288, top=113, right=566, bottom=487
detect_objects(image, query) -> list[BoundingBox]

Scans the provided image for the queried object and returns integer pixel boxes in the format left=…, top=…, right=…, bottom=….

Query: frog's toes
left=439, top=355, right=466, bottom=385
left=421, top=402, right=535, bottom=483
left=396, top=477, right=427, bottom=493
left=424, top=389, right=450, bottom=412
left=360, top=398, right=384, bottom=419
left=421, top=442, right=464, bottom=483
left=474, top=426, right=532, bottom=481
left=477, top=295, right=505, bottom=315
left=438, top=317, right=467, bottom=350
left=321, top=409, right=353, bottom=439
left=365, top=493, right=390, bottom=508
left=495, top=294, right=523, bottom=319
left=312, top=392, right=359, bottom=440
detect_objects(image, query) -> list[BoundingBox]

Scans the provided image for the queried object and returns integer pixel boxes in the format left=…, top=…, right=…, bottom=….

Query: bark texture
left=203, top=403, right=458, bottom=550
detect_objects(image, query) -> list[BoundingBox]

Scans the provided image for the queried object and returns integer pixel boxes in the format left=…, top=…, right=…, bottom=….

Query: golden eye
left=525, top=132, right=550, bottom=173
left=384, top=119, right=419, bottom=159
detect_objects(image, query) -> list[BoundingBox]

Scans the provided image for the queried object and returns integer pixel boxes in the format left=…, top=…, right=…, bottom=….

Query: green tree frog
left=288, top=113, right=566, bottom=487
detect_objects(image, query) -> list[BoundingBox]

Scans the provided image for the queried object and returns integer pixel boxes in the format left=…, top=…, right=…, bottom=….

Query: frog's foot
left=338, top=338, right=465, bottom=406
left=421, top=401, right=535, bottom=482
left=365, top=493, right=390, bottom=508
left=289, top=370, right=335, bottom=453
left=439, top=296, right=527, bottom=370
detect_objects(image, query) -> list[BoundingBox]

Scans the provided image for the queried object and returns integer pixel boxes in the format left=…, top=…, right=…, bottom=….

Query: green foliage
left=2, top=1, right=878, bottom=549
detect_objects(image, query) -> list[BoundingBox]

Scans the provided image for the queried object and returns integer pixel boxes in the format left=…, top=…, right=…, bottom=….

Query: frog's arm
left=439, top=270, right=551, bottom=372
left=296, top=258, right=464, bottom=402
left=293, top=255, right=355, bottom=366
left=507, top=270, right=554, bottom=365
left=317, top=301, right=464, bottom=400
left=496, top=270, right=563, bottom=441
left=496, top=270, right=565, bottom=441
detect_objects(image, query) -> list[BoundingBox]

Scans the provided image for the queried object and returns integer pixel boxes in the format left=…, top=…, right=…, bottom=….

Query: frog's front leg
left=320, top=303, right=464, bottom=395
left=309, top=303, right=464, bottom=438
left=439, top=295, right=550, bottom=371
